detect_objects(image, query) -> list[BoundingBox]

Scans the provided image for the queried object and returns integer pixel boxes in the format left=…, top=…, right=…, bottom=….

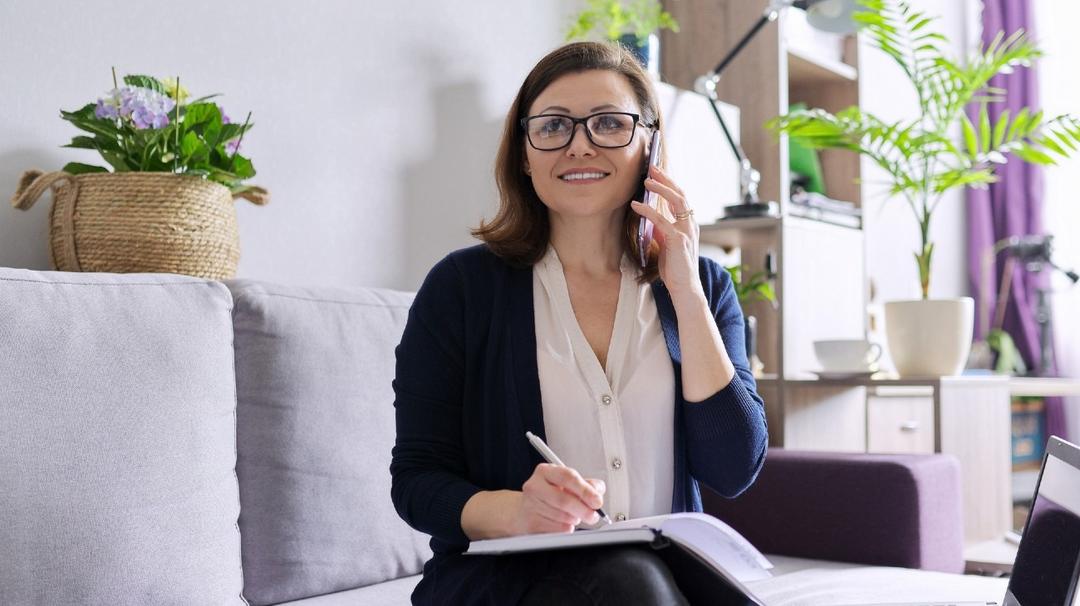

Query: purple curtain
left=967, top=0, right=1067, bottom=440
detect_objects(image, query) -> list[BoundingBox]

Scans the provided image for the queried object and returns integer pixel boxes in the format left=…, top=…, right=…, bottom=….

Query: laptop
left=858, top=435, right=1080, bottom=606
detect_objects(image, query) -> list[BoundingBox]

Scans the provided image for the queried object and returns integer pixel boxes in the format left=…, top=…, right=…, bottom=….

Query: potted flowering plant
left=768, top=0, right=1080, bottom=376
left=11, top=72, right=267, bottom=280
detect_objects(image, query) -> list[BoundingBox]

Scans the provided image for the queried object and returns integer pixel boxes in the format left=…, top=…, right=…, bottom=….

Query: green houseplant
left=768, top=0, right=1080, bottom=376
left=566, top=0, right=680, bottom=72
left=770, top=0, right=1079, bottom=299
left=726, top=264, right=777, bottom=376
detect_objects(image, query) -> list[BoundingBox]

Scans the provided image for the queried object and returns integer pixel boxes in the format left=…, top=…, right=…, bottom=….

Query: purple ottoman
left=703, top=449, right=965, bottom=573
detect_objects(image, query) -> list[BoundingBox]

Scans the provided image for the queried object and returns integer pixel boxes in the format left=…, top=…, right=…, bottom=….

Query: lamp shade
left=795, top=0, right=860, bottom=34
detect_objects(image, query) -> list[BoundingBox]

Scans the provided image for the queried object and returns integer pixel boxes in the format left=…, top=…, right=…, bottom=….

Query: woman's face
left=523, top=69, right=649, bottom=222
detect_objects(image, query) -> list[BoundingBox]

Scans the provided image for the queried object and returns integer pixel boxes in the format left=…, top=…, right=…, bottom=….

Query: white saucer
left=811, top=370, right=877, bottom=380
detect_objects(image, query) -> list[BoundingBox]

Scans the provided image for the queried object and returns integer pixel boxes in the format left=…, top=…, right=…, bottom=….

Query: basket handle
left=234, top=185, right=269, bottom=206
left=11, top=170, right=72, bottom=210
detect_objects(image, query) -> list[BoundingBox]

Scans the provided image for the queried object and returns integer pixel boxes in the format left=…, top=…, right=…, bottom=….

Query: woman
left=391, top=41, right=768, bottom=605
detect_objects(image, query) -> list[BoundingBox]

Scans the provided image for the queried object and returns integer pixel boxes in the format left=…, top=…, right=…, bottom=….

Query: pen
left=525, top=431, right=613, bottom=525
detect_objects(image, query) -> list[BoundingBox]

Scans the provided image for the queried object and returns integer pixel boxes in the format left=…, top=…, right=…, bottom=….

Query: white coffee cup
left=813, top=339, right=882, bottom=372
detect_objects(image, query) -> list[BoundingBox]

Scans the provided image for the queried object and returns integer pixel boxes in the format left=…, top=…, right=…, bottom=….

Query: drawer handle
left=900, top=421, right=920, bottom=432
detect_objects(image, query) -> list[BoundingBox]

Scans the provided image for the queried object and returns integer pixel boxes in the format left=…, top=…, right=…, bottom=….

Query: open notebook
left=467, top=512, right=771, bottom=605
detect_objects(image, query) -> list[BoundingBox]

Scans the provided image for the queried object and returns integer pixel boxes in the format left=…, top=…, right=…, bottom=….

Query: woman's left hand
left=631, top=164, right=705, bottom=304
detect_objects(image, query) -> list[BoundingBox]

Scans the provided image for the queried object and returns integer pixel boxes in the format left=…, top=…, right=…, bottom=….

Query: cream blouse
left=533, top=244, right=675, bottom=524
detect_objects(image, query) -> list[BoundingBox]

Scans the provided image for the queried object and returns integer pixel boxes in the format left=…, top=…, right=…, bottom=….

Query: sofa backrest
left=227, top=279, right=430, bottom=605
left=0, top=268, right=247, bottom=605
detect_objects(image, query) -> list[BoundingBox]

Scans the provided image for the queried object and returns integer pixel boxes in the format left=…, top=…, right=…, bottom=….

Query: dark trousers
left=413, top=543, right=749, bottom=605
left=516, top=545, right=689, bottom=606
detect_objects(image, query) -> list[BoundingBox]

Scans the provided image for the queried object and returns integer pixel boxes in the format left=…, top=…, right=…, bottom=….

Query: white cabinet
left=866, top=388, right=936, bottom=454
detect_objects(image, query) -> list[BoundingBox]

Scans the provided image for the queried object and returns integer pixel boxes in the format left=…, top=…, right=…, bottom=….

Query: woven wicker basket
left=11, top=170, right=268, bottom=280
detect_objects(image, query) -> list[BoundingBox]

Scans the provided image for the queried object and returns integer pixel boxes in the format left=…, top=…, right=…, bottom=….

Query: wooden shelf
left=787, top=46, right=857, bottom=85
left=699, top=216, right=780, bottom=249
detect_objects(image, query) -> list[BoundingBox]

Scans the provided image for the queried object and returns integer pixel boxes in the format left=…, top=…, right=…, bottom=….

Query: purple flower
left=218, top=105, right=231, bottom=124
left=94, top=98, right=119, bottom=119
left=96, top=86, right=175, bottom=130
left=226, top=139, right=241, bottom=154
left=132, top=106, right=170, bottom=129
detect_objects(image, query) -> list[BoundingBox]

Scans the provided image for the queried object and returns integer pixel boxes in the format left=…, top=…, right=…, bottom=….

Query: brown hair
left=472, top=41, right=665, bottom=284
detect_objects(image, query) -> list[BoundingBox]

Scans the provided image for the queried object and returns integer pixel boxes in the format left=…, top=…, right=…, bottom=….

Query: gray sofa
left=0, top=268, right=1008, bottom=605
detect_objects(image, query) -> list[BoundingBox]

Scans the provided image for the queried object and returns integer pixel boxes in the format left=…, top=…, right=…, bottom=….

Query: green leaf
left=123, top=74, right=166, bottom=94
left=61, top=114, right=121, bottom=139
left=1006, top=108, right=1031, bottom=142
left=1053, top=128, right=1078, bottom=152
left=1038, top=135, right=1066, bottom=157
left=60, top=102, right=99, bottom=122
left=991, top=110, right=1009, bottom=149
left=185, top=94, right=221, bottom=105
left=961, top=114, right=979, bottom=158
left=1012, top=145, right=1055, bottom=165
left=755, top=282, right=776, bottom=303
left=180, top=131, right=203, bottom=160
left=229, top=154, right=255, bottom=179
left=182, top=102, right=221, bottom=127
left=978, top=104, right=991, bottom=154
left=98, top=149, right=132, bottom=172
left=62, top=136, right=101, bottom=150
left=61, top=162, right=109, bottom=174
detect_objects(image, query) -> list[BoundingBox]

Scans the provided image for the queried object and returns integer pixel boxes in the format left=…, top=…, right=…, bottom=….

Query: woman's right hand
left=510, top=463, right=606, bottom=535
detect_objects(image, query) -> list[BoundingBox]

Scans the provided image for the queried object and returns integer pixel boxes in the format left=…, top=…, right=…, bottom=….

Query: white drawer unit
left=866, top=388, right=935, bottom=454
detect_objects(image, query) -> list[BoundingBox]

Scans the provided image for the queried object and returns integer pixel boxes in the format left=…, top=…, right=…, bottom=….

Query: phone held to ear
left=638, top=130, right=663, bottom=268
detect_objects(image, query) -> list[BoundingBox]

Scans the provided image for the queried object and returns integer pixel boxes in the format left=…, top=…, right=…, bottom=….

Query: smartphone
left=637, top=130, right=663, bottom=268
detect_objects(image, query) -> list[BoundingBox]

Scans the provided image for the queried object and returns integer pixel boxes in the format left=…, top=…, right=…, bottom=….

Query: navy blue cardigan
left=390, top=244, right=767, bottom=599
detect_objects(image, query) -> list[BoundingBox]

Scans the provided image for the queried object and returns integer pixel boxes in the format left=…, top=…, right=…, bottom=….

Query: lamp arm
left=705, top=92, right=745, bottom=165
left=694, top=1, right=797, bottom=210
left=703, top=91, right=761, bottom=204
left=1048, top=260, right=1080, bottom=284
left=704, top=1, right=793, bottom=78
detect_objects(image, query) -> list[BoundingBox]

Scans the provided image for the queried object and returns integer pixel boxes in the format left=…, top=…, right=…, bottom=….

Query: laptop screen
left=1005, top=436, right=1080, bottom=606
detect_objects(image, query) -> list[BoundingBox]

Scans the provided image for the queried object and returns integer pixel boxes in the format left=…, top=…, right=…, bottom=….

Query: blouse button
left=601, top=395, right=612, bottom=406
left=615, top=513, right=627, bottom=522
left=611, top=457, right=622, bottom=470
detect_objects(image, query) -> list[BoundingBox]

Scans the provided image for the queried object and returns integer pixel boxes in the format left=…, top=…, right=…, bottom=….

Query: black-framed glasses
left=520, top=111, right=656, bottom=151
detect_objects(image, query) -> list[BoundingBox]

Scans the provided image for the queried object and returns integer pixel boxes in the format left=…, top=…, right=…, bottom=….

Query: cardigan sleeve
left=389, top=254, right=482, bottom=547
left=682, top=257, right=769, bottom=498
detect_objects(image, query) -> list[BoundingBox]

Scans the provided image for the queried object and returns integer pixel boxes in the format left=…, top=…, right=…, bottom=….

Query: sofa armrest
left=702, top=448, right=965, bottom=573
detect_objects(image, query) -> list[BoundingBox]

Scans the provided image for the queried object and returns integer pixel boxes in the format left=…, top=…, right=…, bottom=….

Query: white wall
left=1034, top=1, right=1080, bottom=438
left=0, top=0, right=581, bottom=292
left=858, top=0, right=977, bottom=305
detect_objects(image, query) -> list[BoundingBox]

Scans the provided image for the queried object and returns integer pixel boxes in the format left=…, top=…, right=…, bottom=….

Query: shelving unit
left=660, top=0, right=867, bottom=448
left=787, top=45, right=857, bottom=85
left=660, top=0, right=862, bottom=211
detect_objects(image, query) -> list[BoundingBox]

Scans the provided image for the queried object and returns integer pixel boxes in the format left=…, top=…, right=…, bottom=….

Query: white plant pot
left=884, top=298, right=974, bottom=377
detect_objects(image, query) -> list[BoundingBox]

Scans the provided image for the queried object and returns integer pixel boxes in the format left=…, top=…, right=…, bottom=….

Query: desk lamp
left=693, top=0, right=860, bottom=219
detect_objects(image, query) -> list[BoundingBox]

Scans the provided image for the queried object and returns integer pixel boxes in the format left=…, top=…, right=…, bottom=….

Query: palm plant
left=768, top=0, right=1080, bottom=299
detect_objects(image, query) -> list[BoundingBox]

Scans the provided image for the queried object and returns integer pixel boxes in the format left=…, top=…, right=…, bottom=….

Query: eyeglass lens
left=527, top=113, right=637, bottom=150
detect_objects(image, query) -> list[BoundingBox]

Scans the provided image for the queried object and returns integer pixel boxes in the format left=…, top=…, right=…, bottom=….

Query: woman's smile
left=558, top=168, right=612, bottom=184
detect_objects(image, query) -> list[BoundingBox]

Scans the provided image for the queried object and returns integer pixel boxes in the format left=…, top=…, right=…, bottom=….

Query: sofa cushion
left=227, top=280, right=430, bottom=606
left=703, top=449, right=965, bottom=573
left=274, top=575, right=420, bottom=605
left=0, top=268, right=245, bottom=605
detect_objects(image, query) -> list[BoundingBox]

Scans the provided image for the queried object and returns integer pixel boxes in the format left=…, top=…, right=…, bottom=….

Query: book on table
left=466, top=512, right=771, bottom=605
